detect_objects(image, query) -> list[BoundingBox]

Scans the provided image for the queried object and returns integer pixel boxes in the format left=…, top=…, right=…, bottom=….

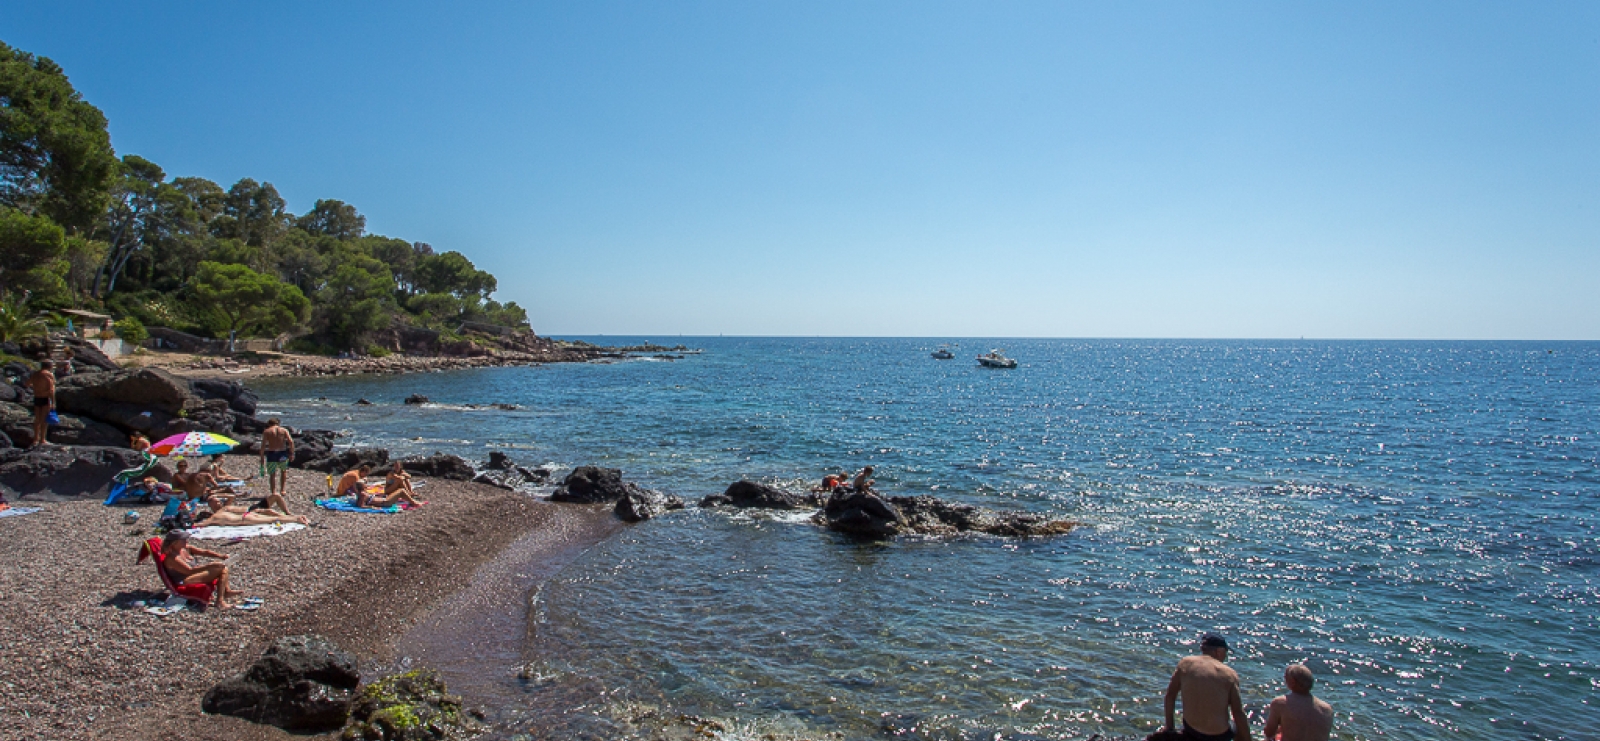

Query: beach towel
left=184, top=522, right=306, bottom=540
left=104, top=480, right=174, bottom=506
left=114, top=453, right=160, bottom=483
left=0, top=506, right=42, bottom=519
left=315, top=496, right=403, bottom=514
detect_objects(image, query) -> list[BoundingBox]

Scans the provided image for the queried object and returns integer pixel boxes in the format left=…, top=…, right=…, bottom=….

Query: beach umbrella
left=149, top=431, right=240, bottom=457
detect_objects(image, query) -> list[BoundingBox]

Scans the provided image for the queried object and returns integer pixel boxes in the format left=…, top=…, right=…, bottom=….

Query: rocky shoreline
left=131, top=340, right=698, bottom=381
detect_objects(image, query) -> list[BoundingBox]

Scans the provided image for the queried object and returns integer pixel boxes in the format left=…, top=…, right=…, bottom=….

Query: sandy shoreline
left=0, top=454, right=617, bottom=741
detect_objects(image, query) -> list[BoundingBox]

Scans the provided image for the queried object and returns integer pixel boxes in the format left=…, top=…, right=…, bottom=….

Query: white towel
left=0, top=507, right=42, bottom=519
left=184, top=522, right=307, bottom=539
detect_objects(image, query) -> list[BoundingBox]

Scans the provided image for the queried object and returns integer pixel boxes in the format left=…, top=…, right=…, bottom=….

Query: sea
left=251, top=338, right=1600, bottom=741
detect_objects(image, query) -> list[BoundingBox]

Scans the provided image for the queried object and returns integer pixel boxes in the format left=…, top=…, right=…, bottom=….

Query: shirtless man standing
left=28, top=360, right=55, bottom=448
left=260, top=419, right=294, bottom=499
left=1262, top=665, right=1333, bottom=741
left=160, top=530, right=243, bottom=609
left=1164, top=633, right=1252, bottom=741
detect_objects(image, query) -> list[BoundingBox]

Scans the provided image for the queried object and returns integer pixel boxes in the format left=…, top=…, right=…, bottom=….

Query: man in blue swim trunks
left=260, top=418, right=294, bottom=499
left=1164, top=632, right=1252, bottom=741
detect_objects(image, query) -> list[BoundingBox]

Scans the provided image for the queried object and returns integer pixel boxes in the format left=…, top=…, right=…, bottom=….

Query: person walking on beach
left=1164, top=632, right=1252, bottom=741
left=260, top=419, right=293, bottom=498
left=1262, top=665, right=1333, bottom=741
left=28, top=360, right=55, bottom=448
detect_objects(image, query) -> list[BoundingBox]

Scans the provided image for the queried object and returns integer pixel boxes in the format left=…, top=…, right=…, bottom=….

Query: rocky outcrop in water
left=404, top=394, right=430, bottom=404
left=191, top=377, right=260, bottom=415
left=699, top=480, right=823, bottom=510
left=816, top=491, right=1079, bottom=539
left=615, top=488, right=686, bottom=522
left=200, top=634, right=360, bottom=733
left=340, top=668, right=485, bottom=741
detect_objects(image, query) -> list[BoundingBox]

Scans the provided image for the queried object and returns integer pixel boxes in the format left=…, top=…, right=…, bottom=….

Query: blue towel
left=314, top=497, right=402, bottom=514
left=103, top=482, right=130, bottom=506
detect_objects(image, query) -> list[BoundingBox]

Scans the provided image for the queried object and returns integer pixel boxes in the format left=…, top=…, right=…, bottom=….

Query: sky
left=4, top=2, right=1598, bottom=338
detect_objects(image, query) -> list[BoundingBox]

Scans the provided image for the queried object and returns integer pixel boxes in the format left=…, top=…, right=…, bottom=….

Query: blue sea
left=252, top=338, right=1600, bottom=741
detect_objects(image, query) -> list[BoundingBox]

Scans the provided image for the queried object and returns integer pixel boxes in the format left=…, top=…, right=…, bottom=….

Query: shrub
left=113, top=316, right=148, bottom=345
left=366, top=344, right=392, bottom=358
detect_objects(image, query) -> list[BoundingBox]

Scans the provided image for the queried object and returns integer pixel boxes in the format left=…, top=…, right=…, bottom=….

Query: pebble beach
left=0, top=455, right=601, bottom=741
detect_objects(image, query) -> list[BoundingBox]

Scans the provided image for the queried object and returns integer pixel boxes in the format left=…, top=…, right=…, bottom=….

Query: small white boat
left=931, top=345, right=955, bottom=359
left=976, top=349, right=1017, bottom=369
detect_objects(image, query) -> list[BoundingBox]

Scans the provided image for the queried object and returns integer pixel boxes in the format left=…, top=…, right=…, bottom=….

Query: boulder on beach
left=404, top=394, right=430, bottom=405
left=615, top=488, right=685, bottom=522
left=379, top=453, right=475, bottom=481
left=0, top=402, right=127, bottom=448
left=303, top=447, right=391, bottom=474
left=699, top=480, right=820, bottom=510
left=291, top=429, right=339, bottom=467
left=549, top=465, right=649, bottom=504
left=60, top=336, right=120, bottom=372
left=340, top=668, right=484, bottom=741
left=55, top=368, right=195, bottom=417
left=815, top=490, right=1079, bottom=539
left=201, top=634, right=360, bottom=733
left=0, top=446, right=151, bottom=500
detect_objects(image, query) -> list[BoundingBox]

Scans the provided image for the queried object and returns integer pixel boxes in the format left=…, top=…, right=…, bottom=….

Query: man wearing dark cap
left=1164, top=632, right=1252, bottom=741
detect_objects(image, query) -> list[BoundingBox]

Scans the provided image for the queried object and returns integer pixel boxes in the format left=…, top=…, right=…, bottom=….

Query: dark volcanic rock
left=816, top=490, right=911, bottom=538
left=471, top=471, right=516, bottom=490
left=0, top=383, right=14, bottom=404
left=383, top=454, right=474, bottom=481
left=0, top=446, right=151, bottom=500
left=891, top=495, right=1079, bottom=537
left=404, top=394, right=430, bottom=405
left=5, top=407, right=129, bottom=448
left=354, top=398, right=372, bottom=406
left=615, top=488, right=685, bottom=522
left=303, top=447, right=390, bottom=474
left=290, top=429, right=339, bottom=467
left=699, top=480, right=819, bottom=510
left=232, top=410, right=268, bottom=435
left=517, top=465, right=552, bottom=483
left=486, top=450, right=514, bottom=470
left=341, top=668, right=484, bottom=741
left=549, top=465, right=633, bottom=503
left=56, top=368, right=196, bottom=417
left=201, top=634, right=360, bottom=732
left=815, top=491, right=1079, bottom=539
left=192, top=377, right=259, bottom=415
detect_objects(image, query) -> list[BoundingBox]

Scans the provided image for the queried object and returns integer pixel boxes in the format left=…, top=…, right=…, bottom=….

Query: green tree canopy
left=296, top=199, right=365, bottom=240
left=0, top=42, right=117, bottom=232
left=0, top=207, right=66, bottom=298
left=415, top=250, right=496, bottom=300
left=191, top=260, right=310, bottom=338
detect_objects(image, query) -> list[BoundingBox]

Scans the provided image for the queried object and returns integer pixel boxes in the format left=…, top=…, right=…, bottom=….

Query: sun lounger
left=136, top=537, right=217, bottom=607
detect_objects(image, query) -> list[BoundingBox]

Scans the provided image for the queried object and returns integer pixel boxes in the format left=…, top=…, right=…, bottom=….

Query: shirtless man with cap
left=1262, top=664, right=1333, bottom=741
left=1164, top=632, right=1252, bottom=741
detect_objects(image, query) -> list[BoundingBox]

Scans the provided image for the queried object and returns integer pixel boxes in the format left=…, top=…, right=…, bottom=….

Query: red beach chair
left=136, top=537, right=217, bottom=606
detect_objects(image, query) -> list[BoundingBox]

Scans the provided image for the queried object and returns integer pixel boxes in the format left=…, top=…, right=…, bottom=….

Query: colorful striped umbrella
left=149, top=431, right=240, bottom=457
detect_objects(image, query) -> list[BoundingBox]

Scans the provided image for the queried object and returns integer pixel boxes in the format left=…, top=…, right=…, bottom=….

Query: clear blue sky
left=6, top=2, right=1597, bottom=338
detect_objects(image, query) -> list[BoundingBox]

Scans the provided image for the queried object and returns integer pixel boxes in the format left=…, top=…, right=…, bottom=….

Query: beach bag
left=159, top=506, right=194, bottom=532
left=46, top=409, right=58, bottom=425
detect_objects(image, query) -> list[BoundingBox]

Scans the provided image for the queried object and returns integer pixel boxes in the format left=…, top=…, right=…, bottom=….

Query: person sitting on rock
left=384, top=461, right=418, bottom=500
left=813, top=471, right=849, bottom=493
left=160, top=530, right=244, bottom=610
left=852, top=466, right=876, bottom=493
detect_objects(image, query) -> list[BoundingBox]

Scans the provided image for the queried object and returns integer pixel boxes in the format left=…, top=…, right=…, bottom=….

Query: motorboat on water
left=976, top=349, right=1017, bottom=368
left=931, top=345, right=955, bottom=359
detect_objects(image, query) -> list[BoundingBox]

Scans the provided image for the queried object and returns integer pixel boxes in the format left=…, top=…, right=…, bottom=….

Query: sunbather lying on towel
left=161, top=530, right=244, bottom=610
left=339, top=464, right=421, bottom=508
left=193, top=508, right=310, bottom=528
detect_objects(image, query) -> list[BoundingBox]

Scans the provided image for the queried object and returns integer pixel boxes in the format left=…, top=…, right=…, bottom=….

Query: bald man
left=1262, top=664, right=1333, bottom=741
left=1165, top=632, right=1252, bottom=741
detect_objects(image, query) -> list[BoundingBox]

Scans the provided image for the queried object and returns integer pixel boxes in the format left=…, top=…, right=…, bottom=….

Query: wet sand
left=0, top=455, right=618, bottom=741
